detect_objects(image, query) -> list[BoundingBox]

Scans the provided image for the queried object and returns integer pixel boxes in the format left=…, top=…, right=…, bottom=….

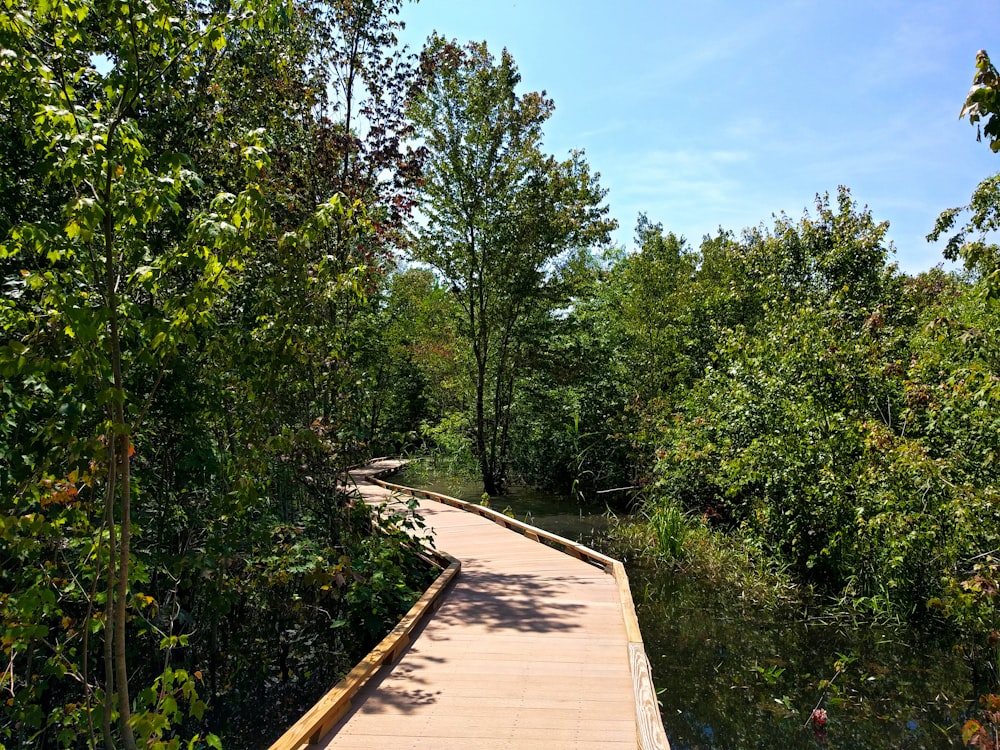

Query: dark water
left=394, top=464, right=978, bottom=749
left=638, top=570, right=973, bottom=749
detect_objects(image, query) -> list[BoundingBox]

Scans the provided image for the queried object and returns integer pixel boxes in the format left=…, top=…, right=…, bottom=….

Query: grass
left=604, top=504, right=801, bottom=610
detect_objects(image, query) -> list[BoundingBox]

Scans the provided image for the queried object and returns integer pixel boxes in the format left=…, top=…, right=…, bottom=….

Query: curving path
left=304, top=459, right=666, bottom=749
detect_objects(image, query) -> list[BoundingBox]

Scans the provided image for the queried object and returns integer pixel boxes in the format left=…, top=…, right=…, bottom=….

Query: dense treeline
left=1, top=0, right=434, bottom=747
left=400, top=186, right=1000, bottom=629
left=372, top=55, right=1000, bottom=703
left=4, top=0, right=1000, bottom=744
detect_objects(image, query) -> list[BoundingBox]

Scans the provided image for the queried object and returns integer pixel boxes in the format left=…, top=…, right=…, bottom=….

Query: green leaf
left=208, top=27, right=226, bottom=51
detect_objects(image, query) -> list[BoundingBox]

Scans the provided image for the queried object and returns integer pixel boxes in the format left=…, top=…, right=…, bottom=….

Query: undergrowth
left=603, top=509, right=801, bottom=611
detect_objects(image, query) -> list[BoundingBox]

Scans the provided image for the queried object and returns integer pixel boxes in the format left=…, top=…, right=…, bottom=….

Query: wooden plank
left=611, top=561, right=671, bottom=749
left=268, top=548, right=460, bottom=750
left=373, top=475, right=616, bottom=571
left=611, top=561, right=644, bottom=645
left=630, top=642, right=670, bottom=750
left=278, top=459, right=671, bottom=750
left=370, top=465, right=671, bottom=750
left=322, top=738, right=632, bottom=750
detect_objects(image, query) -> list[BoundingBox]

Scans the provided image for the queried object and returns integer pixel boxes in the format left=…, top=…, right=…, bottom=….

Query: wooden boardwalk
left=273, top=459, right=668, bottom=750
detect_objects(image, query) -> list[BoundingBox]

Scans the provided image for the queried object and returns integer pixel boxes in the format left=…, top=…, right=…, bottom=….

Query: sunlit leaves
left=0, top=0, right=292, bottom=744
left=936, top=50, right=1000, bottom=297
left=929, top=174, right=1000, bottom=298
left=960, top=50, right=1000, bottom=151
left=0, top=0, right=434, bottom=745
left=408, top=35, right=613, bottom=492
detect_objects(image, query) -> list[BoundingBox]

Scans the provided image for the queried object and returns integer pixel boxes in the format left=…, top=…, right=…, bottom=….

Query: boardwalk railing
left=371, top=466, right=670, bottom=750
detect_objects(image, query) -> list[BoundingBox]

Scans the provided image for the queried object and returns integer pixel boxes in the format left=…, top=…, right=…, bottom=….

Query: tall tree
left=931, top=49, right=1000, bottom=296
left=1, top=0, right=278, bottom=745
left=408, top=35, right=614, bottom=494
left=959, top=49, right=1000, bottom=152
left=604, top=217, right=698, bottom=407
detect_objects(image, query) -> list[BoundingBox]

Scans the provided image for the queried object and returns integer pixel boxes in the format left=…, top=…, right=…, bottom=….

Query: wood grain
left=276, top=459, right=670, bottom=750
left=268, top=510, right=460, bottom=750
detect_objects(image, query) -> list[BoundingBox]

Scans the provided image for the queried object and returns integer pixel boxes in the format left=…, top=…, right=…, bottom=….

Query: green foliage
left=354, top=268, right=469, bottom=455
left=1, top=0, right=281, bottom=744
left=929, top=173, right=1000, bottom=297
left=6, top=4, right=1000, bottom=745
left=930, top=49, right=1000, bottom=297
left=645, top=502, right=692, bottom=561
left=345, top=497, right=436, bottom=641
left=408, top=35, right=615, bottom=495
left=420, top=411, right=477, bottom=476
left=132, top=666, right=216, bottom=750
left=603, top=217, right=700, bottom=405
left=504, top=248, right=638, bottom=495
left=1, top=0, right=435, bottom=746
left=615, top=186, right=1000, bottom=673
left=959, top=50, right=1000, bottom=152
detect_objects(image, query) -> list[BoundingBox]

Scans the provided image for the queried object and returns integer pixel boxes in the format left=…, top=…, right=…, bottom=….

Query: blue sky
left=397, top=0, right=1000, bottom=273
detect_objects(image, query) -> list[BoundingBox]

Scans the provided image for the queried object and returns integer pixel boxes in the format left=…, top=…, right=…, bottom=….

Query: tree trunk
left=103, top=148, right=138, bottom=750
left=475, top=357, right=495, bottom=495
left=102, top=461, right=117, bottom=750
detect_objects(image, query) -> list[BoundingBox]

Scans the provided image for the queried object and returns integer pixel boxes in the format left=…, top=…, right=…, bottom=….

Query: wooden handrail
left=368, top=466, right=671, bottom=750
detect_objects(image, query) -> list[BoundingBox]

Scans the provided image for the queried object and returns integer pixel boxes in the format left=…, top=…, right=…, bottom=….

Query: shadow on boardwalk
left=314, top=465, right=643, bottom=749
left=334, top=570, right=597, bottom=717
left=431, top=569, right=592, bottom=634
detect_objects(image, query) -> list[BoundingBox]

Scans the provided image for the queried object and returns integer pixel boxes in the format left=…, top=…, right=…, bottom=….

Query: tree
left=504, top=248, right=638, bottom=496
left=407, top=35, right=614, bottom=494
left=959, top=49, right=1000, bottom=153
left=349, top=266, right=467, bottom=452
left=0, top=0, right=444, bottom=744
left=604, top=217, right=699, bottom=408
left=1, top=0, right=279, bottom=745
left=931, top=49, right=1000, bottom=296
left=640, top=194, right=994, bottom=604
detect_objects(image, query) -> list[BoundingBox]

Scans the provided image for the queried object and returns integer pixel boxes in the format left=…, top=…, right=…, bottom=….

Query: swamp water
left=393, top=465, right=979, bottom=749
